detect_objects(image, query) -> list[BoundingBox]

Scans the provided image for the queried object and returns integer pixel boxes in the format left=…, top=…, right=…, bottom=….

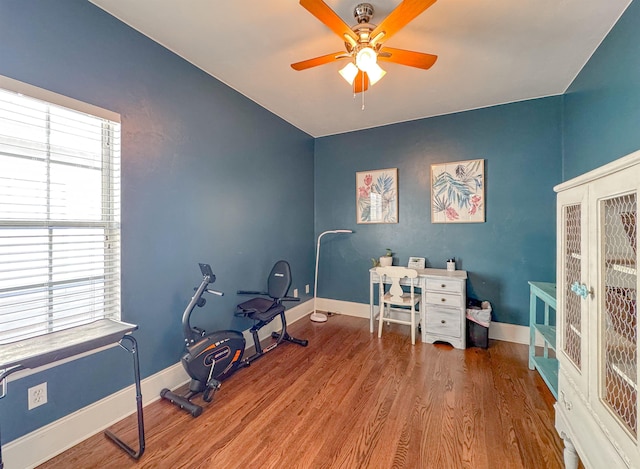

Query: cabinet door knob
left=570, top=281, right=592, bottom=299
left=441, top=319, right=446, bottom=324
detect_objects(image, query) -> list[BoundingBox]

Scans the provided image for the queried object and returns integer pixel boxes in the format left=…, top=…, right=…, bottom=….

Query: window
left=0, top=77, right=121, bottom=343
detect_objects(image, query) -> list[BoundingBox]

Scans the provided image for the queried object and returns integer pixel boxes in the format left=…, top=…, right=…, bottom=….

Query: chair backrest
left=375, top=266, right=418, bottom=302
left=267, top=260, right=292, bottom=299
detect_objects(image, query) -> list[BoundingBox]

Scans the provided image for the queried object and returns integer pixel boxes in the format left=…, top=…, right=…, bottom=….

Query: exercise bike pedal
left=203, top=379, right=221, bottom=403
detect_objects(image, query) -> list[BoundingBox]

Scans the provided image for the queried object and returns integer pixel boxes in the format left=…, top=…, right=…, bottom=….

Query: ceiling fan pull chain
left=361, top=73, right=366, bottom=111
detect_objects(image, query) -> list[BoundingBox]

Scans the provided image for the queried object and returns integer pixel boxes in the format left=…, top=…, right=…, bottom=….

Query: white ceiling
left=89, top=0, right=631, bottom=137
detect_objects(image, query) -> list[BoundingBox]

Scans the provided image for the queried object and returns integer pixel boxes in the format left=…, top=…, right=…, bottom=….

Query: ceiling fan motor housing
left=354, top=3, right=374, bottom=24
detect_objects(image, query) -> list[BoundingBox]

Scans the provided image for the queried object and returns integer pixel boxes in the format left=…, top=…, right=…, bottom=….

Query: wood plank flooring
left=39, top=314, right=566, bottom=468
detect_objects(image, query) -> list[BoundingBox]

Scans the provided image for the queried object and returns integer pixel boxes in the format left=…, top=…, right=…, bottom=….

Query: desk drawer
left=425, top=291, right=463, bottom=308
left=425, top=308, right=461, bottom=338
left=425, top=278, right=461, bottom=294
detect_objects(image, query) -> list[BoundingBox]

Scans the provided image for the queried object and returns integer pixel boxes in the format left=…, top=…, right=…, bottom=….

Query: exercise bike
left=160, top=261, right=308, bottom=417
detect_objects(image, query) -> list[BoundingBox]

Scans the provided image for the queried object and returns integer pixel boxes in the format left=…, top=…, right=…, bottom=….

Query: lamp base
left=310, top=311, right=328, bottom=323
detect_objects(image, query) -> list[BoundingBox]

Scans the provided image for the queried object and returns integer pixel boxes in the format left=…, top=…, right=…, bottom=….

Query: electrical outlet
left=28, top=382, right=47, bottom=410
left=293, top=288, right=299, bottom=298
left=305, top=284, right=310, bottom=294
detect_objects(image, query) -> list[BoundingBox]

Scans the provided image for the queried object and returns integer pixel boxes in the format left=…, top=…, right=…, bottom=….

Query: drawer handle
left=441, top=284, right=446, bottom=288
left=441, top=298, right=446, bottom=302
left=559, top=391, right=572, bottom=411
left=441, top=320, right=446, bottom=324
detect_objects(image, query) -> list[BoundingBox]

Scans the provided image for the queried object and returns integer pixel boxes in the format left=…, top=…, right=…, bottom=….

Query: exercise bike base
left=160, top=388, right=203, bottom=417
left=271, top=331, right=309, bottom=347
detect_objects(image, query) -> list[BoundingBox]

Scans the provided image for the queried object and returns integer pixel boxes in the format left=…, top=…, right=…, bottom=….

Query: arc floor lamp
left=311, top=229, right=353, bottom=323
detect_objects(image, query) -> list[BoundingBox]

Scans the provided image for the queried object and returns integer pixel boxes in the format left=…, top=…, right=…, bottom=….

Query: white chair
left=375, top=266, right=421, bottom=345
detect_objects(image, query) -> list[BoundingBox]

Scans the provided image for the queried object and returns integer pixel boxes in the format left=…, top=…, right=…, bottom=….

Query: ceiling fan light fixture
left=339, top=62, right=359, bottom=85
left=367, top=63, right=386, bottom=85
left=355, top=47, right=377, bottom=72
left=343, top=33, right=357, bottom=48
left=370, top=31, right=385, bottom=46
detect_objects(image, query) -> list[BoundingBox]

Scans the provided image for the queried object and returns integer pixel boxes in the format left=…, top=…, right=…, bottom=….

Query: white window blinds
left=0, top=79, right=121, bottom=344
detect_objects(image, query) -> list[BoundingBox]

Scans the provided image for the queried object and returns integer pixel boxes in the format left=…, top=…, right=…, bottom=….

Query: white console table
left=369, top=268, right=468, bottom=349
left=0, top=319, right=145, bottom=464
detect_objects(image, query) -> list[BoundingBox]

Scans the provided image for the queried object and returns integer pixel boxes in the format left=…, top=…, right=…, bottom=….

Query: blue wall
left=2, top=0, right=639, bottom=449
left=563, top=1, right=640, bottom=179
left=315, top=98, right=562, bottom=326
left=0, top=0, right=315, bottom=443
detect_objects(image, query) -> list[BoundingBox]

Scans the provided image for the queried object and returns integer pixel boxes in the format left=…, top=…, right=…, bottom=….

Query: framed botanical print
left=356, top=168, right=398, bottom=224
left=431, top=159, right=485, bottom=223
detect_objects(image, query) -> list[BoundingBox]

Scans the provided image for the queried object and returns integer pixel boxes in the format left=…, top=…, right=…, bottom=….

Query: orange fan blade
left=353, top=70, right=370, bottom=94
left=370, top=0, right=437, bottom=44
left=378, top=47, right=437, bottom=70
left=300, top=0, right=359, bottom=43
left=291, top=52, right=348, bottom=71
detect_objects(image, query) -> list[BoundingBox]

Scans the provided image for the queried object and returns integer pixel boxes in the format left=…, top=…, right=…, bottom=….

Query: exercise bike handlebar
left=183, top=273, right=224, bottom=345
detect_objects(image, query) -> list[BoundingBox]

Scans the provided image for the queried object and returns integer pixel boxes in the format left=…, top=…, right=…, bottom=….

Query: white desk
left=369, top=268, right=468, bottom=349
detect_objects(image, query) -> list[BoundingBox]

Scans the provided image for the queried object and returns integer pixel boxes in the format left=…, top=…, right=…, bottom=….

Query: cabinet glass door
left=601, top=192, right=637, bottom=438
left=563, top=203, right=583, bottom=370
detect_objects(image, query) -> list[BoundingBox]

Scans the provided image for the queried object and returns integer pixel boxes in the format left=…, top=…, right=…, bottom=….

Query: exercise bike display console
left=160, top=261, right=308, bottom=417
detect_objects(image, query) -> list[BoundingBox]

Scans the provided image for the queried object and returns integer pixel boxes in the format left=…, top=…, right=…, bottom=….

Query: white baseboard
left=316, top=297, right=537, bottom=346
left=316, top=297, right=370, bottom=318
left=489, top=321, right=543, bottom=345
left=3, top=299, right=313, bottom=469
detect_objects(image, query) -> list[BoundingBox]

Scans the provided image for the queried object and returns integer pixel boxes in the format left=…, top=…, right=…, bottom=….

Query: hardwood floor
left=39, top=314, right=565, bottom=468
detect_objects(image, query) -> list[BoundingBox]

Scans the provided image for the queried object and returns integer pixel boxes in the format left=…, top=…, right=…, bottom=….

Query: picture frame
left=431, top=159, right=485, bottom=223
left=356, top=168, right=398, bottom=224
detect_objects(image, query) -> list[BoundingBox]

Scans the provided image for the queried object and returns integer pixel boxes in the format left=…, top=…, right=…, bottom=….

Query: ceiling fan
left=291, top=0, right=438, bottom=93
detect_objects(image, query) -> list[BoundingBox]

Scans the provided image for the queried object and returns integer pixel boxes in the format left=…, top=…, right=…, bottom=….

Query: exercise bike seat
left=236, top=297, right=284, bottom=322
left=235, top=260, right=295, bottom=323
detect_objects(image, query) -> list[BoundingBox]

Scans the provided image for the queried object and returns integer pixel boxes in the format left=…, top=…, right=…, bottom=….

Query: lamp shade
left=339, top=62, right=359, bottom=85
left=367, top=63, right=386, bottom=85
left=355, top=47, right=377, bottom=72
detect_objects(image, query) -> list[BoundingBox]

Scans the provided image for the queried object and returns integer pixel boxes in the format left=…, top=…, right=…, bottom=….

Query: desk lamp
left=311, top=229, right=353, bottom=323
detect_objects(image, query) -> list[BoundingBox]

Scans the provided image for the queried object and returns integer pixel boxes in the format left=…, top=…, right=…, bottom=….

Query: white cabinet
left=422, top=274, right=467, bottom=349
left=555, top=150, right=640, bottom=468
